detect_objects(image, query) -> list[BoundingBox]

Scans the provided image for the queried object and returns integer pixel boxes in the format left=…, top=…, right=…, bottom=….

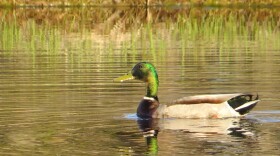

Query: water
left=0, top=7, right=280, bottom=155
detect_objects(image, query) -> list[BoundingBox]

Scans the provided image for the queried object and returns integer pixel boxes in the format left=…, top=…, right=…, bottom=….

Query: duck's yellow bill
left=114, top=73, right=135, bottom=82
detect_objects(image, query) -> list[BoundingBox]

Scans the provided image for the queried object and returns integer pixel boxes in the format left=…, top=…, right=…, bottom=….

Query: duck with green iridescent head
left=114, top=62, right=260, bottom=119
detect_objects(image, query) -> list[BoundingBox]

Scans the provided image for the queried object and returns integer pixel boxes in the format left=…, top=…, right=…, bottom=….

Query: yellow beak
left=114, top=72, right=135, bottom=82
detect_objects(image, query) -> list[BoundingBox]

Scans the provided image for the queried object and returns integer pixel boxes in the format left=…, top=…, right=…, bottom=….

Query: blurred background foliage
left=1, top=0, right=280, bottom=7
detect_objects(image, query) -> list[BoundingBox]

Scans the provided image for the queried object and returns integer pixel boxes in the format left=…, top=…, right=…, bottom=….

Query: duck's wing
left=171, top=93, right=256, bottom=104
left=170, top=93, right=260, bottom=115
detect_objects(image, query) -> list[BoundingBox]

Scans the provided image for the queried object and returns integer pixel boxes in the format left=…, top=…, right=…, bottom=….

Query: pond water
left=0, top=7, right=280, bottom=155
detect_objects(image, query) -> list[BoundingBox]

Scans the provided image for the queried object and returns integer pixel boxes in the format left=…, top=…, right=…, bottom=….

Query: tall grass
left=1, top=0, right=280, bottom=7
left=0, top=7, right=280, bottom=64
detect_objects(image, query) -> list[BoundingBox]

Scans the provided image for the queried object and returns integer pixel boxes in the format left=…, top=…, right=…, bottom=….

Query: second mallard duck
left=114, top=62, right=260, bottom=119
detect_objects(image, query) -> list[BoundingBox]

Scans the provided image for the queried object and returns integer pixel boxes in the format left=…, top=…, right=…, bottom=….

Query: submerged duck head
left=114, top=62, right=159, bottom=99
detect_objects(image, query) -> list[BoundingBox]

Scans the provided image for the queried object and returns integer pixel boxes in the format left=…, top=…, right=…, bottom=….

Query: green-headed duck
left=114, top=62, right=260, bottom=119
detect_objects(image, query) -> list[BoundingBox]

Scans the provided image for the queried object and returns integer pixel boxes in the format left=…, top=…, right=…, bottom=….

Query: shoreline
left=1, top=0, right=280, bottom=8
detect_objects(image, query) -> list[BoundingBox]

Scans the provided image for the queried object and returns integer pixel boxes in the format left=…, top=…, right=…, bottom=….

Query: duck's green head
left=114, top=62, right=159, bottom=97
left=114, top=62, right=158, bottom=82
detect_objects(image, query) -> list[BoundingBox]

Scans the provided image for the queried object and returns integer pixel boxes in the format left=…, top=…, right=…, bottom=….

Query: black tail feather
left=235, top=102, right=258, bottom=115
left=228, top=94, right=259, bottom=115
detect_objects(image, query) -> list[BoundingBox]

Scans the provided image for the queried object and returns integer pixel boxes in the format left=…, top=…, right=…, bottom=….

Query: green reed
left=1, top=7, right=280, bottom=65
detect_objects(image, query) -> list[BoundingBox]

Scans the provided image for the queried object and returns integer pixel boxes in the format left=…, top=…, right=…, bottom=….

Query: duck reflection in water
left=137, top=117, right=256, bottom=154
left=137, top=119, right=160, bottom=154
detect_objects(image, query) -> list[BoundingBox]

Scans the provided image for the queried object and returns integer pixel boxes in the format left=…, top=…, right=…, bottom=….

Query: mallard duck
left=114, top=62, right=260, bottom=119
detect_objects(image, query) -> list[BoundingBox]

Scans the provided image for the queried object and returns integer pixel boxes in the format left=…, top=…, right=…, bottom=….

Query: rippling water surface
left=0, top=7, right=280, bottom=155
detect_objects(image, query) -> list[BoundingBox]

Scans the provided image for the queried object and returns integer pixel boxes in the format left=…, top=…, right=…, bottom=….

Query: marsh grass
left=0, top=7, right=280, bottom=64
left=1, top=0, right=280, bottom=7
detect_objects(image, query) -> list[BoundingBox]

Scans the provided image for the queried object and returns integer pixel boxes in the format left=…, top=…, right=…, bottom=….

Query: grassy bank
left=1, top=7, right=280, bottom=32
left=1, top=7, right=279, bottom=57
left=1, top=0, right=280, bottom=7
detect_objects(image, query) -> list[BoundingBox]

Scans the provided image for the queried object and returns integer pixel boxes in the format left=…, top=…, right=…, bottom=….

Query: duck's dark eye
left=138, top=65, right=143, bottom=69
